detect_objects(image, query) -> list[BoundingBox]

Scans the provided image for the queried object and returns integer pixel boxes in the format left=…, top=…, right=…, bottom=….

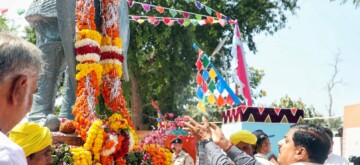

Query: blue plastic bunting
left=193, top=43, right=199, bottom=51
left=202, top=70, right=209, bottom=81
left=216, top=80, right=225, bottom=94
left=196, top=86, right=204, bottom=99
left=196, top=1, right=202, bottom=9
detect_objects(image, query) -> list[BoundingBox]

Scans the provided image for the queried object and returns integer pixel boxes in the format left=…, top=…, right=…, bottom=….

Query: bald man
left=9, top=122, right=53, bottom=165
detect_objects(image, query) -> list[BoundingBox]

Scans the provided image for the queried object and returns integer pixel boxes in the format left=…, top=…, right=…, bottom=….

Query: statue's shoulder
left=26, top=0, right=57, bottom=21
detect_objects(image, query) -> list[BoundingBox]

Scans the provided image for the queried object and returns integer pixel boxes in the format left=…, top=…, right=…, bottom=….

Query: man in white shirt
left=253, top=129, right=276, bottom=165
left=0, top=32, right=44, bottom=165
left=323, top=127, right=349, bottom=165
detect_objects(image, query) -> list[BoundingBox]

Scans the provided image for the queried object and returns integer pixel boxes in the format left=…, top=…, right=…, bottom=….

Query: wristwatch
left=202, top=138, right=213, bottom=147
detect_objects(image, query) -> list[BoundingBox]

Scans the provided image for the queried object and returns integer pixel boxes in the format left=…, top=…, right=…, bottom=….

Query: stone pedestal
left=52, top=132, right=84, bottom=146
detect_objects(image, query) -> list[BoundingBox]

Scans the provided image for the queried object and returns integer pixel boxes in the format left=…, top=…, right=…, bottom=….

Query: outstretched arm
left=184, top=116, right=261, bottom=165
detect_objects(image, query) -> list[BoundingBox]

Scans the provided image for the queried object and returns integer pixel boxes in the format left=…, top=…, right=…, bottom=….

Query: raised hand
left=183, top=116, right=212, bottom=142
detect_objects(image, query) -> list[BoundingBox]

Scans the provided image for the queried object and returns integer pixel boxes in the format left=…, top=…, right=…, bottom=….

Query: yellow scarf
left=9, top=122, right=52, bottom=156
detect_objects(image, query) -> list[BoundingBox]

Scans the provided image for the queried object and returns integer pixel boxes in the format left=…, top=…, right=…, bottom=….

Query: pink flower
left=55, top=148, right=61, bottom=152
left=169, top=113, right=174, bottom=119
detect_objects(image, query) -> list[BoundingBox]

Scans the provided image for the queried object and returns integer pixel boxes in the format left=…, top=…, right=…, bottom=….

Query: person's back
left=324, top=153, right=349, bottom=165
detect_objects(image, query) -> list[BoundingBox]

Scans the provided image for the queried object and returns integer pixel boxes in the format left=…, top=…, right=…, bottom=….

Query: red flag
left=231, top=24, right=252, bottom=106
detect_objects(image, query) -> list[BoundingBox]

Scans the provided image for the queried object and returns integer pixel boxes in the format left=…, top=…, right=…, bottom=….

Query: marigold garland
left=108, top=113, right=128, bottom=131
left=70, top=147, right=92, bottom=165
left=76, top=29, right=102, bottom=44
left=76, top=63, right=103, bottom=84
left=71, top=0, right=141, bottom=164
left=143, top=144, right=173, bottom=165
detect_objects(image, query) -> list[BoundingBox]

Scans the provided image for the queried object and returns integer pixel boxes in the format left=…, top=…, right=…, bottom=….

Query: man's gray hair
left=0, top=32, right=44, bottom=83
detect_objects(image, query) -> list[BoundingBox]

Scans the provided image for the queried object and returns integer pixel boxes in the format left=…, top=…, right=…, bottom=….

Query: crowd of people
left=183, top=116, right=349, bottom=165
left=0, top=32, right=351, bottom=165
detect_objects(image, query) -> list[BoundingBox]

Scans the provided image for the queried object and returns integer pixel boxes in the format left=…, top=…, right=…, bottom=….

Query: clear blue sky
left=245, top=0, right=360, bottom=116
left=2, top=0, right=359, bottom=116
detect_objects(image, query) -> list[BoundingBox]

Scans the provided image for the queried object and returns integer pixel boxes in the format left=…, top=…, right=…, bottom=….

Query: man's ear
left=10, top=75, right=28, bottom=106
left=295, top=147, right=308, bottom=162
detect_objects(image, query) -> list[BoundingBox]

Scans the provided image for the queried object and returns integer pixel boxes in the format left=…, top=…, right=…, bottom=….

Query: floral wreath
left=71, top=0, right=138, bottom=164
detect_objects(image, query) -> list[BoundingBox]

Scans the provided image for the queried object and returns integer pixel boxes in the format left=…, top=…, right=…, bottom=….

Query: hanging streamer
left=127, top=1, right=228, bottom=21
left=129, top=15, right=228, bottom=27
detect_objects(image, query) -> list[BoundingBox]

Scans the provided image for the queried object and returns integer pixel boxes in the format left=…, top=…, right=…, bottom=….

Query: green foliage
left=272, top=95, right=325, bottom=126
left=51, top=144, right=74, bottom=165
left=126, top=151, right=149, bottom=165
left=248, top=67, right=266, bottom=100
left=328, top=118, right=342, bottom=129
left=0, top=15, right=16, bottom=32
left=125, top=0, right=299, bottom=128
left=330, top=0, right=360, bottom=8
left=24, top=26, right=36, bottom=44
left=54, top=105, right=61, bottom=117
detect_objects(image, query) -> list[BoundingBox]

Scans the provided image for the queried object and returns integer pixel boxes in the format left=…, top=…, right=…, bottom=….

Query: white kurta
left=324, top=153, right=349, bottom=165
left=0, top=131, right=27, bottom=165
left=254, top=153, right=276, bottom=165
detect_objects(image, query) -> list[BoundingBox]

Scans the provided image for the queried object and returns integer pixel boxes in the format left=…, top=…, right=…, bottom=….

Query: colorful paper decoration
left=196, top=1, right=202, bottom=9
left=1, top=8, right=8, bottom=14
left=196, top=59, right=202, bottom=71
left=183, top=12, right=190, bottom=18
left=205, top=6, right=212, bottom=15
left=219, top=19, right=226, bottom=27
left=207, top=93, right=216, bottom=105
left=193, top=44, right=242, bottom=110
left=226, top=95, right=234, bottom=105
left=216, top=80, right=226, bottom=94
left=127, top=1, right=234, bottom=28
left=216, top=95, right=225, bottom=107
left=209, top=68, right=217, bottom=80
left=177, top=18, right=184, bottom=26
left=196, top=73, right=203, bottom=85
left=222, top=107, right=305, bottom=124
left=197, top=100, right=206, bottom=111
left=169, top=8, right=177, bottom=17
left=183, top=19, right=191, bottom=26
left=208, top=80, right=216, bottom=93
left=216, top=12, right=221, bottom=19
left=201, top=82, right=208, bottom=92
left=132, top=16, right=140, bottom=20
left=190, top=19, right=198, bottom=26
left=137, top=19, right=145, bottom=24
left=195, top=14, right=202, bottom=20
left=156, top=6, right=164, bottom=13
left=198, top=20, right=206, bottom=26
left=142, top=4, right=151, bottom=12
left=196, top=86, right=204, bottom=99
left=128, top=0, right=134, bottom=7
left=202, top=70, right=209, bottom=81
left=202, top=56, right=210, bottom=68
